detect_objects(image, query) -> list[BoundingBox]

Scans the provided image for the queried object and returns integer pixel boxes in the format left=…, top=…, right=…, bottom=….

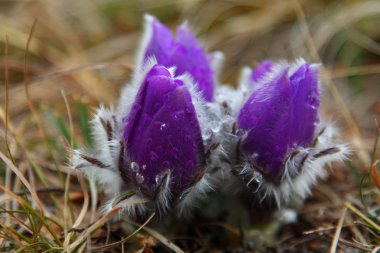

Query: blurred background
left=1, top=0, right=379, bottom=252
left=1, top=0, right=380, bottom=157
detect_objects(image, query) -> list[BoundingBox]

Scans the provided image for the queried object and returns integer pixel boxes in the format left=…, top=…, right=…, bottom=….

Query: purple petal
left=123, top=65, right=175, bottom=145
left=171, top=24, right=214, bottom=101
left=251, top=60, right=274, bottom=82
left=142, top=16, right=214, bottom=101
left=143, top=17, right=174, bottom=67
left=237, top=62, right=320, bottom=180
left=289, top=63, right=320, bottom=147
left=123, top=65, right=204, bottom=194
left=238, top=67, right=292, bottom=179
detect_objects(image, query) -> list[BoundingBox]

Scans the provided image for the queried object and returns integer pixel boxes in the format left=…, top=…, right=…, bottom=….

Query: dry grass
left=0, top=0, right=379, bottom=252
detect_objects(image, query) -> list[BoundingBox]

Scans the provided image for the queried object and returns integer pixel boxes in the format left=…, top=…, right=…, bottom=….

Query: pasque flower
left=122, top=64, right=205, bottom=196
left=137, top=14, right=215, bottom=102
left=234, top=59, right=349, bottom=203
left=71, top=14, right=349, bottom=218
left=72, top=59, right=216, bottom=217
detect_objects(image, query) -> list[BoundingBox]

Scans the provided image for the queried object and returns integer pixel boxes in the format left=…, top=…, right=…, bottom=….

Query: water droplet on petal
left=251, top=153, right=259, bottom=160
left=136, top=173, right=144, bottom=184
left=170, top=111, right=179, bottom=120
left=130, top=162, right=139, bottom=172
left=254, top=173, right=263, bottom=183
left=141, top=164, right=147, bottom=170
left=155, top=174, right=163, bottom=184
left=160, top=123, right=167, bottom=131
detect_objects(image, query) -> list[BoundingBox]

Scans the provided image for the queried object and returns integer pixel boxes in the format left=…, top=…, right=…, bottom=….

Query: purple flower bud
left=138, top=15, right=214, bottom=102
left=123, top=64, right=205, bottom=195
left=237, top=61, right=320, bottom=180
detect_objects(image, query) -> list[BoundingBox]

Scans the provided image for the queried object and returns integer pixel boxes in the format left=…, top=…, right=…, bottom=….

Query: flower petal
left=171, top=24, right=214, bottom=101
left=289, top=63, right=320, bottom=147
left=238, top=67, right=292, bottom=179
left=140, top=15, right=214, bottom=101
left=123, top=64, right=204, bottom=194
left=251, top=60, right=274, bottom=82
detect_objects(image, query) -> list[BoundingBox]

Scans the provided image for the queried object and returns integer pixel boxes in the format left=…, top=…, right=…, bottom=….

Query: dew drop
left=130, top=162, right=140, bottom=172
left=155, top=174, right=163, bottom=184
left=136, top=173, right=144, bottom=184
left=170, top=111, right=179, bottom=120
left=141, top=164, right=147, bottom=170
left=254, top=173, right=263, bottom=183
left=251, top=153, right=259, bottom=160
left=160, top=123, right=167, bottom=131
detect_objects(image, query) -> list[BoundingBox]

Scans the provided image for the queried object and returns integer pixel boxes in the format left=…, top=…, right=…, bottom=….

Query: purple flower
left=123, top=64, right=205, bottom=196
left=72, top=58, right=216, bottom=217
left=237, top=61, right=320, bottom=180
left=137, top=15, right=214, bottom=102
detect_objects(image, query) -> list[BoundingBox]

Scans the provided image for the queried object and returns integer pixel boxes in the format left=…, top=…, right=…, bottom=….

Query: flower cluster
left=72, top=15, right=349, bottom=218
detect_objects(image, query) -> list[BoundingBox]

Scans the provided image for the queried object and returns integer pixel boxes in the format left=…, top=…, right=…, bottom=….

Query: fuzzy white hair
left=234, top=124, right=350, bottom=206
left=176, top=173, right=215, bottom=218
